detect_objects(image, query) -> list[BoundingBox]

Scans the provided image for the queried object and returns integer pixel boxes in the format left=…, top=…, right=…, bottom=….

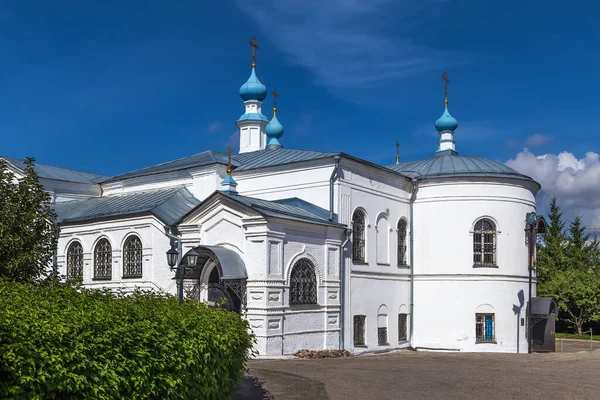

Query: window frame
left=289, top=258, right=318, bottom=306
left=473, top=218, right=497, bottom=267
left=397, top=218, right=408, bottom=267
left=66, top=241, right=84, bottom=282
left=353, top=315, right=366, bottom=346
left=475, top=313, right=496, bottom=344
left=93, top=238, right=112, bottom=281
left=352, top=209, right=367, bottom=263
left=122, top=235, right=143, bottom=278
left=398, top=313, right=408, bottom=342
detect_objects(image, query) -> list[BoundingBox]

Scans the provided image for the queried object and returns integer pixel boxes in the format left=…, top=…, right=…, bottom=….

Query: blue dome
left=387, top=155, right=537, bottom=185
left=221, top=174, right=237, bottom=185
left=239, top=67, right=267, bottom=102
left=266, top=114, right=284, bottom=139
left=435, top=107, right=458, bottom=132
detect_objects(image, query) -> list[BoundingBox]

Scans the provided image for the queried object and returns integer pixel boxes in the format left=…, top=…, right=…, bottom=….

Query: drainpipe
left=329, top=156, right=341, bottom=222
left=339, top=228, right=351, bottom=350
left=409, top=177, right=420, bottom=348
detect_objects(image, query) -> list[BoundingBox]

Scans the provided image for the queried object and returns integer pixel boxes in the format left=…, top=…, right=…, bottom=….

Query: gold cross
left=395, top=140, right=400, bottom=164
left=249, top=36, right=259, bottom=67
left=226, top=146, right=233, bottom=175
left=442, top=70, right=449, bottom=97
left=272, top=88, right=279, bottom=109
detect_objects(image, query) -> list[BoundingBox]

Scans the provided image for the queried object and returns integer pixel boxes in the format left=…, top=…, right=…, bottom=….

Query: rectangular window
left=378, top=327, right=388, bottom=346
left=398, top=313, right=408, bottom=341
left=475, top=313, right=495, bottom=343
left=354, top=315, right=366, bottom=346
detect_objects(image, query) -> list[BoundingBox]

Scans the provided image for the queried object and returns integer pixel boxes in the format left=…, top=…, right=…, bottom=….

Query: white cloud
left=525, top=134, right=551, bottom=147
left=236, top=0, right=459, bottom=96
left=506, top=150, right=600, bottom=230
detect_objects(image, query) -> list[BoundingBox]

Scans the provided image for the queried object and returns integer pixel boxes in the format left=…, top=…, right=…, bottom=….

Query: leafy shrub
left=0, top=280, right=254, bottom=399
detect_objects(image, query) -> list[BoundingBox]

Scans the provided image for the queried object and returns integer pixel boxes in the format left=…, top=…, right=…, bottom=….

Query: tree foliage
left=536, top=197, right=600, bottom=334
left=0, top=281, right=255, bottom=399
left=0, top=157, right=58, bottom=282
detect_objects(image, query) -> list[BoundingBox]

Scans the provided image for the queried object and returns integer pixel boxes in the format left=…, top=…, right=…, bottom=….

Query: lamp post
left=525, top=212, right=547, bottom=353
left=166, top=246, right=199, bottom=304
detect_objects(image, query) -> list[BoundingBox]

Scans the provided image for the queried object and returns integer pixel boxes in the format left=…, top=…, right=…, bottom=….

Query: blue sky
left=2, top=1, right=600, bottom=225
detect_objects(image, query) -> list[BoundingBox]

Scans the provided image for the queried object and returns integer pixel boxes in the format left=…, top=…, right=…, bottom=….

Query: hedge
left=0, top=280, right=254, bottom=399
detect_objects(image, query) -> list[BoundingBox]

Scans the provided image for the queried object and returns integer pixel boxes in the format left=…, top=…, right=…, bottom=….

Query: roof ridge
left=1, top=155, right=109, bottom=180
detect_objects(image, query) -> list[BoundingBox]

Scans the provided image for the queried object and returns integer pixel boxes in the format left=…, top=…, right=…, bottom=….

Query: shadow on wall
left=512, top=290, right=525, bottom=353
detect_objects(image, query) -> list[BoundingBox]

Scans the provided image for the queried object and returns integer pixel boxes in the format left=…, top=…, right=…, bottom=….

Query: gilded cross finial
left=442, top=70, right=450, bottom=107
left=395, top=140, right=400, bottom=164
left=226, top=146, right=233, bottom=175
left=248, top=36, right=259, bottom=68
left=272, top=88, right=279, bottom=116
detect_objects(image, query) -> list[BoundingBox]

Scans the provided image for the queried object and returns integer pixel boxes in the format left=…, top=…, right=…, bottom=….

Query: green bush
left=0, top=280, right=254, bottom=399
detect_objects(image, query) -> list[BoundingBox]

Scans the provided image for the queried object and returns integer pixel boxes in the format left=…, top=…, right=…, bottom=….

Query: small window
left=66, top=241, right=83, bottom=281
left=123, top=235, right=143, bottom=278
left=473, top=218, right=496, bottom=266
left=94, top=238, right=112, bottom=280
left=354, top=315, right=366, bottom=346
left=377, top=305, right=388, bottom=345
left=475, top=313, right=495, bottom=343
left=289, top=259, right=317, bottom=306
left=352, top=209, right=366, bottom=262
left=398, top=313, right=408, bottom=341
left=378, top=327, right=388, bottom=346
left=397, top=219, right=408, bottom=266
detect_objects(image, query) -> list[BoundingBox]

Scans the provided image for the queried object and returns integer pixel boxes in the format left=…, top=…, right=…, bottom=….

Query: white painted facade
left=4, top=62, right=541, bottom=357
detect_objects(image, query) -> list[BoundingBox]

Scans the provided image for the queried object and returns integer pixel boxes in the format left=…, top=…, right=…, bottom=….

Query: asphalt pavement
left=239, top=347, right=600, bottom=400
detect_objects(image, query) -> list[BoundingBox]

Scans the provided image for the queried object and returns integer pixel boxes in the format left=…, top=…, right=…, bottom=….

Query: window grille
left=475, top=313, right=495, bottom=343
left=398, top=313, right=408, bottom=341
left=354, top=315, right=366, bottom=346
left=473, top=218, right=496, bottom=266
left=66, top=241, right=83, bottom=281
left=378, top=327, right=388, bottom=345
left=397, top=219, right=408, bottom=266
left=123, top=236, right=143, bottom=278
left=94, top=238, right=112, bottom=280
left=289, top=259, right=317, bottom=306
left=352, top=209, right=366, bottom=262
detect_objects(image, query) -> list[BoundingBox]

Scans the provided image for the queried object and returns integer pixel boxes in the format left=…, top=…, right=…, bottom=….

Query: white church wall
left=234, top=160, right=334, bottom=211
left=57, top=215, right=175, bottom=294
left=250, top=220, right=343, bottom=356
left=411, top=178, right=536, bottom=353
left=333, top=160, right=413, bottom=354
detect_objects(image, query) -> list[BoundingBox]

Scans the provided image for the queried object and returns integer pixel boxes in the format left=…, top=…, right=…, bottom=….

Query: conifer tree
left=537, top=199, right=600, bottom=334
left=0, top=157, right=59, bottom=282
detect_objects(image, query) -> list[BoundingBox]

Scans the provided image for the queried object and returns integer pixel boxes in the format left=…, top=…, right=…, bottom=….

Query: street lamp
left=166, top=248, right=178, bottom=268
left=166, top=246, right=200, bottom=304
left=525, top=212, right=547, bottom=353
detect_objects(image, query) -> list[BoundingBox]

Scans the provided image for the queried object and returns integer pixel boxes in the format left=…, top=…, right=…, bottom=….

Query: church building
left=1, top=39, right=540, bottom=356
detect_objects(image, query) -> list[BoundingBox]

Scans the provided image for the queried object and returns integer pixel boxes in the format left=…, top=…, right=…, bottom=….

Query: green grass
left=555, top=332, right=600, bottom=341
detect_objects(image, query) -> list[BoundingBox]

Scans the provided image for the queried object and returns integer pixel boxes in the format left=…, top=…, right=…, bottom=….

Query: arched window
left=377, top=305, right=388, bottom=346
left=94, top=238, right=112, bottom=280
left=66, top=241, right=83, bottom=281
left=123, top=235, right=143, bottom=278
left=352, top=209, right=366, bottom=262
left=473, top=218, right=496, bottom=266
left=289, top=259, right=317, bottom=306
left=397, top=219, right=408, bottom=267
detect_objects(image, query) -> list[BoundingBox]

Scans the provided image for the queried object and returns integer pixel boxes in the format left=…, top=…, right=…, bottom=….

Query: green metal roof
left=102, top=151, right=233, bottom=183
left=386, top=155, right=538, bottom=185
left=53, top=187, right=200, bottom=225
left=1, top=156, right=109, bottom=184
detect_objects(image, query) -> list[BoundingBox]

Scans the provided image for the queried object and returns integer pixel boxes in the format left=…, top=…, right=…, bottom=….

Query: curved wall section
left=411, top=177, right=536, bottom=353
